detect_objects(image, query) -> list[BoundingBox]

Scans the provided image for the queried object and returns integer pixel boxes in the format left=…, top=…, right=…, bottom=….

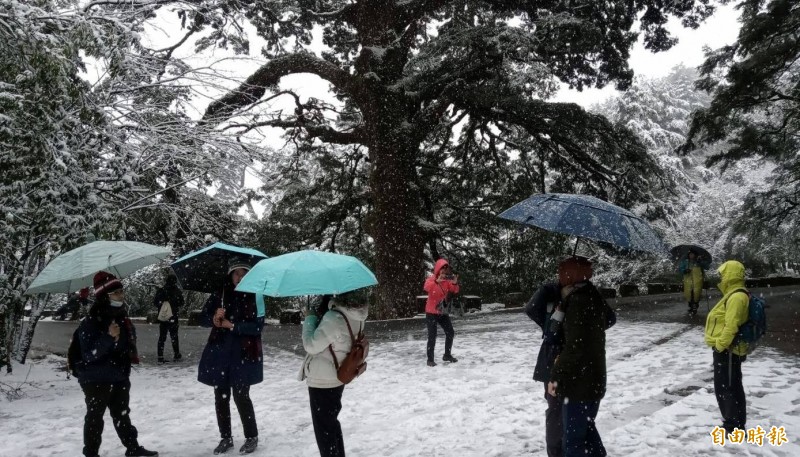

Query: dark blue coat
left=526, top=282, right=617, bottom=385
left=76, top=313, right=136, bottom=384
left=525, top=283, right=563, bottom=383
left=198, top=286, right=264, bottom=387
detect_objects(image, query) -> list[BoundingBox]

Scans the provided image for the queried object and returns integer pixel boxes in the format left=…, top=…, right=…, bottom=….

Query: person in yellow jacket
left=704, top=260, right=749, bottom=433
left=679, top=250, right=706, bottom=315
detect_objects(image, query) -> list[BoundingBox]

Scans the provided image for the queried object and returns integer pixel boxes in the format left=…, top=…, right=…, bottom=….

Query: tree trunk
left=366, top=107, right=425, bottom=317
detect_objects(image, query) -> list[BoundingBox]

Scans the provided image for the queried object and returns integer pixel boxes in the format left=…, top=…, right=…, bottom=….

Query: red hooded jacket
left=423, top=259, right=460, bottom=314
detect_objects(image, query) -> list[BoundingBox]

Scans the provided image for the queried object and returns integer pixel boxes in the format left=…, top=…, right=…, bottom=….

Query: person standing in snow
left=525, top=282, right=565, bottom=457
left=198, top=260, right=263, bottom=455
left=679, top=249, right=708, bottom=316
left=423, top=258, right=460, bottom=367
left=56, top=288, right=89, bottom=320
left=704, top=260, right=750, bottom=434
left=300, top=291, right=369, bottom=457
left=153, top=272, right=183, bottom=363
left=76, top=272, right=158, bottom=457
left=547, top=257, right=611, bottom=457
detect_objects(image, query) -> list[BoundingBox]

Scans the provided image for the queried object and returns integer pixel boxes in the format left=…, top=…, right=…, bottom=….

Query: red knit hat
left=78, top=288, right=89, bottom=299
left=558, top=256, right=593, bottom=287
left=93, top=271, right=122, bottom=296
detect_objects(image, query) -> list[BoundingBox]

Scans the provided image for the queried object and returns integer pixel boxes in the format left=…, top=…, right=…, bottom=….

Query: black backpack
left=66, top=322, right=84, bottom=378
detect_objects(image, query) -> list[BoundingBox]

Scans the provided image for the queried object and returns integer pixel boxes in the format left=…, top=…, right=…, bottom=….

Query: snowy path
left=1, top=314, right=798, bottom=456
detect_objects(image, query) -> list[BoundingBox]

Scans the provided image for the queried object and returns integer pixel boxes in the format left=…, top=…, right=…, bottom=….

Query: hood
left=433, top=259, right=449, bottom=276
left=332, top=304, right=369, bottom=322
left=717, top=260, right=746, bottom=295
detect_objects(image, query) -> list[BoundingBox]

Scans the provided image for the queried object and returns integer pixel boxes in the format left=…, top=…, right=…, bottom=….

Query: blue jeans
left=563, top=400, right=605, bottom=457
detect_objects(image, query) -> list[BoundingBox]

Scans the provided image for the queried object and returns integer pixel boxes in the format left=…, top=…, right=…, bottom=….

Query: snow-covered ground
left=1, top=315, right=798, bottom=456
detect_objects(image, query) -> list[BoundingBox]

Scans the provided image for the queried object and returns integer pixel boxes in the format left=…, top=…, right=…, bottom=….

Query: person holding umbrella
left=299, top=291, right=369, bottom=457
left=76, top=272, right=157, bottom=457
left=198, top=259, right=263, bottom=455
left=547, top=257, right=611, bottom=457
left=678, top=248, right=710, bottom=316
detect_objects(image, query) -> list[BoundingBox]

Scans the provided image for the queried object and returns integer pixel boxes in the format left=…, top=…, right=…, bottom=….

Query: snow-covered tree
left=192, top=0, right=718, bottom=316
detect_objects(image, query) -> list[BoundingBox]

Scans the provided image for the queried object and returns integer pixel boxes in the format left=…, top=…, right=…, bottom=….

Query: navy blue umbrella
left=171, top=242, right=268, bottom=294
left=498, top=193, right=666, bottom=255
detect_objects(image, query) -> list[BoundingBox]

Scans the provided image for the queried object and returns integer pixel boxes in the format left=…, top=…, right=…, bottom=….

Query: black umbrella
left=669, top=244, right=712, bottom=265
left=170, top=242, right=268, bottom=293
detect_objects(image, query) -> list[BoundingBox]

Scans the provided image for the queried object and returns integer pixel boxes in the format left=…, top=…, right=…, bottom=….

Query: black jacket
left=549, top=281, right=614, bottom=401
left=153, top=283, right=184, bottom=320
left=525, top=282, right=563, bottom=383
left=76, top=305, right=137, bottom=384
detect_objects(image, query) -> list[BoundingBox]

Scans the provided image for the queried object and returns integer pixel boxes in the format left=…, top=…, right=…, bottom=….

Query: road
left=29, top=284, right=799, bottom=367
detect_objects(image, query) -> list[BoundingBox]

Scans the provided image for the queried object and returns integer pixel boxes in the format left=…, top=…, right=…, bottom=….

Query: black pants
left=309, top=385, right=346, bottom=457
left=214, top=385, right=258, bottom=439
left=81, top=380, right=139, bottom=457
left=157, top=320, right=180, bottom=358
left=426, top=313, right=454, bottom=362
left=544, top=387, right=563, bottom=457
left=713, top=350, right=746, bottom=432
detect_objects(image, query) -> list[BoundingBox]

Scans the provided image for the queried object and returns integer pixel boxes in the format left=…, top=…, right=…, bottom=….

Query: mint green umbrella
left=25, top=241, right=171, bottom=294
left=235, top=250, right=377, bottom=297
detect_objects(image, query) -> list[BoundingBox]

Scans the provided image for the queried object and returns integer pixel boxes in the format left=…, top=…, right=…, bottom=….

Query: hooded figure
left=704, top=260, right=749, bottom=433
left=548, top=256, right=612, bottom=457
left=300, top=292, right=369, bottom=457
left=422, top=258, right=460, bottom=366
left=679, top=250, right=707, bottom=315
left=75, top=272, right=157, bottom=457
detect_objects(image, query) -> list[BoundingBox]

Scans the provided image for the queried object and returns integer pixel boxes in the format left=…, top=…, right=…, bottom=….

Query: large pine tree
left=192, top=0, right=716, bottom=315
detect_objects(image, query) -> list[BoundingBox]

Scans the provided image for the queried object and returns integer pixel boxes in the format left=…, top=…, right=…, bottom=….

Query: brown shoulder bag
left=327, top=309, right=369, bottom=384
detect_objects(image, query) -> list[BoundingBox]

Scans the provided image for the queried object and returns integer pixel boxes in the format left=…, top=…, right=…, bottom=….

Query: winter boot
left=213, top=438, right=234, bottom=455
left=443, top=354, right=458, bottom=363
left=173, top=353, right=182, bottom=362
left=157, top=357, right=167, bottom=365
left=427, top=360, right=437, bottom=367
left=125, top=446, right=158, bottom=456
left=239, top=437, right=258, bottom=454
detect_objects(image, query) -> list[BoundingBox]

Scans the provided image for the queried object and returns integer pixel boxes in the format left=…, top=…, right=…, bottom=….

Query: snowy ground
left=1, top=314, right=798, bottom=456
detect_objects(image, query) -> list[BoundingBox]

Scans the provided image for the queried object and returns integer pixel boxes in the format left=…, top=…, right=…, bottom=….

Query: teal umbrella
left=26, top=241, right=171, bottom=295
left=235, top=250, right=378, bottom=297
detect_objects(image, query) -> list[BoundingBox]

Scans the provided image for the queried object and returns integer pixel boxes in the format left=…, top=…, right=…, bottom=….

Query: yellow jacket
left=704, top=260, right=749, bottom=356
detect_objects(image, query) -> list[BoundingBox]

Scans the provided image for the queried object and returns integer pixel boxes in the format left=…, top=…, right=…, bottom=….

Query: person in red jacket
left=423, top=259, right=460, bottom=367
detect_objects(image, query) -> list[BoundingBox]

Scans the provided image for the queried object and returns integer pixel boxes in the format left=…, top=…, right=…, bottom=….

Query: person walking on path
left=299, top=292, right=369, bottom=457
left=679, top=249, right=708, bottom=315
left=153, top=273, right=183, bottom=363
left=423, top=258, right=460, bottom=367
left=76, top=272, right=158, bottom=457
left=547, top=257, right=612, bottom=457
left=198, top=260, right=264, bottom=455
left=56, top=288, right=89, bottom=320
left=704, top=260, right=750, bottom=434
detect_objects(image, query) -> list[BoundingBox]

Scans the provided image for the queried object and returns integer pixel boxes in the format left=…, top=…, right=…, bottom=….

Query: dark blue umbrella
left=498, top=193, right=666, bottom=254
left=171, top=242, right=268, bottom=294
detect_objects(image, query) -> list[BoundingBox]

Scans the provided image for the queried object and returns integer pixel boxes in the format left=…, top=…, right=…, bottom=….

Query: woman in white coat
left=300, top=292, right=368, bottom=457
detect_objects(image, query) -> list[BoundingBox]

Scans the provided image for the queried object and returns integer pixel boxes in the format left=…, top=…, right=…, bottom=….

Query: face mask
left=109, top=300, right=124, bottom=308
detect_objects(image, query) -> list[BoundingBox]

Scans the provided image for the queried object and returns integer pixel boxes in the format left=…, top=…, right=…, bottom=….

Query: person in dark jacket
left=525, top=282, right=564, bottom=457
left=547, top=257, right=612, bottom=457
left=153, top=273, right=183, bottom=363
left=76, top=272, right=157, bottom=457
left=526, top=277, right=616, bottom=457
left=198, top=260, right=264, bottom=455
left=56, top=288, right=89, bottom=320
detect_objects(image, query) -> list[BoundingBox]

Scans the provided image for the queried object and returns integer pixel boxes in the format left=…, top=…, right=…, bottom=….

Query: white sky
left=556, top=3, right=741, bottom=107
